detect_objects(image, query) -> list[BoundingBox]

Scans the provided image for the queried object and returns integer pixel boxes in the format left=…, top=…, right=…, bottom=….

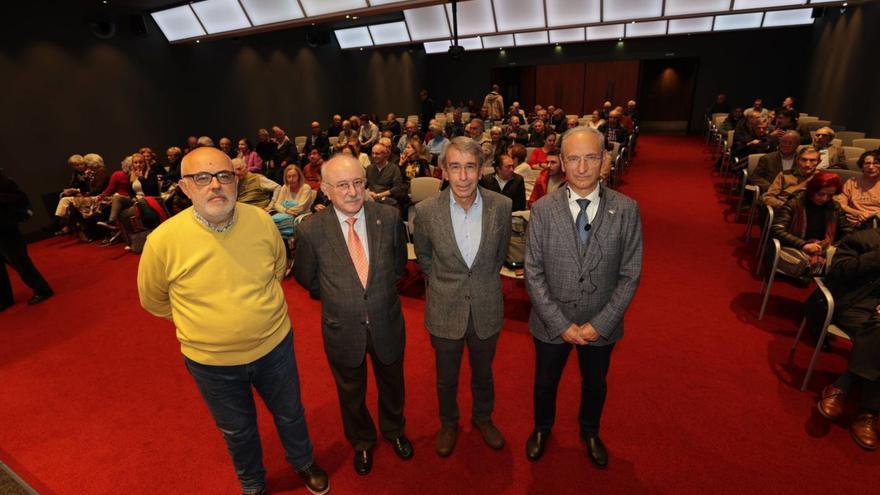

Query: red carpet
left=1, top=135, right=877, bottom=494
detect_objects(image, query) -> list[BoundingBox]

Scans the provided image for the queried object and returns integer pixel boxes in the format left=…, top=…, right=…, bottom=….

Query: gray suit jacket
left=751, top=151, right=787, bottom=193
left=293, top=201, right=408, bottom=368
left=525, top=186, right=643, bottom=345
left=414, top=187, right=512, bottom=340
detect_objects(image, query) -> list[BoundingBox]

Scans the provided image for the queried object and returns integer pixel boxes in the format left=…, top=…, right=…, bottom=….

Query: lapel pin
left=608, top=209, right=615, bottom=215
left=376, top=219, right=381, bottom=225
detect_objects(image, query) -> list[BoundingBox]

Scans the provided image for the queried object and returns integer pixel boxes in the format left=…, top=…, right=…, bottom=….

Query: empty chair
left=836, top=131, right=865, bottom=146
left=799, top=116, right=819, bottom=123
left=577, top=117, right=589, bottom=127
left=841, top=146, right=867, bottom=163
left=406, top=176, right=442, bottom=239
left=294, top=136, right=307, bottom=153
left=407, top=114, right=419, bottom=123
left=829, top=168, right=863, bottom=184
left=853, top=138, right=880, bottom=151
left=735, top=153, right=765, bottom=222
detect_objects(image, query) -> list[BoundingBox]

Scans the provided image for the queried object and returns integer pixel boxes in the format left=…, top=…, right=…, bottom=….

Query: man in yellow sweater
left=137, top=147, right=328, bottom=495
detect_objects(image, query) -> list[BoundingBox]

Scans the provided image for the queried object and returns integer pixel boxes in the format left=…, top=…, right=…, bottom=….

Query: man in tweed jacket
left=524, top=126, right=643, bottom=468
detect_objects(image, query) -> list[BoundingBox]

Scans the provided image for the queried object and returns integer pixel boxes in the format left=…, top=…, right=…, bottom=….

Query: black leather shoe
left=525, top=430, right=549, bottom=461
left=27, top=291, right=53, bottom=306
left=391, top=435, right=414, bottom=460
left=582, top=434, right=608, bottom=468
left=353, top=449, right=372, bottom=475
left=297, top=462, right=329, bottom=495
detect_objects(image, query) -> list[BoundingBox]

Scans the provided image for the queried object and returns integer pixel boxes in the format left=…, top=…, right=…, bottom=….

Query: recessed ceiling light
left=195, top=39, right=201, bottom=43
left=352, top=16, right=358, bottom=19
left=346, top=14, right=350, bottom=18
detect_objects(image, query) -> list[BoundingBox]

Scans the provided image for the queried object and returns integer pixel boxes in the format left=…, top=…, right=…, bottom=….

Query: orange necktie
left=346, top=217, right=369, bottom=288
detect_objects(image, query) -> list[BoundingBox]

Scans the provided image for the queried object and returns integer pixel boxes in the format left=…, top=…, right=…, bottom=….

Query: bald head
left=181, top=146, right=233, bottom=176
left=323, top=154, right=365, bottom=184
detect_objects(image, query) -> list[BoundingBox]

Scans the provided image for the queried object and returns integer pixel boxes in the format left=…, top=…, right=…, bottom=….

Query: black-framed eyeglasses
left=182, top=171, right=236, bottom=186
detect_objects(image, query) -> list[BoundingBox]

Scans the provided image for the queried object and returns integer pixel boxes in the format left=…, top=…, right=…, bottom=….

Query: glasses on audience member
left=324, top=178, right=365, bottom=192
left=815, top=133, right=832, bottom=138
left=182, top=171, right=236, bottom=186
left=563, top=154, right=603, bottom=167
left=446, top=163, right=478, bottom=173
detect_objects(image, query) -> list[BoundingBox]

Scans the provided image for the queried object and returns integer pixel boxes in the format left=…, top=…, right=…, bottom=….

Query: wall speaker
left=88, top=19, right=117, bottom=39
left=306, top=31, right=332, bottom=48
left=811, top=7, right=825, bottom=18
left=129, top=14, right=148, bottom=36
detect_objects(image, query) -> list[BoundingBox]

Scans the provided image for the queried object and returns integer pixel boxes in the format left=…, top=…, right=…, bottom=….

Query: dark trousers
left=533, top=338, right=615, bottom=437
left=327, top=330, right=406, bottom=451
left=430, top=316, right=500, bottom=427
left=184, top=331, right=314, bottom=494
left=835, top=304, right=880, bottom=411
left=0, top=227, right=51, bottom=306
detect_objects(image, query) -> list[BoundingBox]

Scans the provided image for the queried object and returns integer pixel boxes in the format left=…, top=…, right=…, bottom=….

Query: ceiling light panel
left=151, top=6, right=206, bottom=42
left=457, top=37, right=484, bottom=50
left=733, top=0, right=803, bottom=9
left=713, top=12, right=763, bottom=30
left=587, top=23, right=624, bottom=40
left=762, top=8, right=815, bottom=26
left=514, top=30, right=549, bottom=46
left=424, top=40, right=452, bottom=53
left=239, top=0, right=304, bottom=26
left=369, top=21, right=410, bottom=45
left=445, top=0, right=496, bottom=36
left=482, top=33, right=515, bottom=48
left=335, top=26, right=373, bottom=49
left=404, top=5, right=450, bottom=40
left=299, top=0, right=367, bottom=17
left=494, top=0, right=546, bottom=32
left=546, top=0, right=601, bottom=27
left=626, top=20, right=667, bottom=37
left=603, top=0, right=663, bottom=22
left=667, top=16, right=713, bottom=34
left=549, top=27, right=586, bottom=43
left=368, top=0, right=413, bottom=4
left=191, top=0, right=250, bottom=34
left=664, top=0, right=731, bottom=16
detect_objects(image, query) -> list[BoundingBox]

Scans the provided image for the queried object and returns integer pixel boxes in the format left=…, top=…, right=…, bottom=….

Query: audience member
left=481, top=154, right=526, bottom=212
left=327, top=114, right=344, bottom=137
left=750, top=130, right=801, bottom=193
left=744, top=98, right=769, bottom=120
left=820, top=227, right=880, bottom=450
left=813, top=127, right=846, bottom=169
left=528, top=149, right=564, bottom=208
left=337, top=120, right=357, bottom=150
left=764, top=146, right=821, bottom=209
left=197, top=136, right=215, bottom=148
left=600, top=110, right=629, bottom=150
left=301, top=121, right=330, bottom=162
left=426, top=123, right=450, bottom=159
left=184, top=135, right=199, bottom=155
left=528, top=120, right=549, bottom=148
left=506, top=116, right=529, bottom=146
left=218, top=137, right=235, bottom=159
left=366, top=143, right=403, bottom=206
left=54, top=155, right=89, bottom=235
left=445, top=110, right=467, bottom=139
left=707, top=93, right=731, bottom=118
left=732, top=115, right=772, bottom=162
left=488, top=126, right=507, bottom=167
left=237, top=138, right=263, bottom=173
left=625, top=100, right=640, bottom=128
left=383, top=113, right=402, bottom=137
left=836, top=151, right=880, bottom=227
left=719, top=107, right=744, bottom=134
left=528, top=133, right=557, bottom=167
left=358, top=114, right=380, bottom=149
left=397, top=120, right=419, bottom=157
left=420, top=89, right=436, bottom=133
left=233, top=157, right=280, bottom=210
left=588, top=110, right=604, bottom=130
left=399, top=139, right=430, bottom=180
left=165, top=146, right=182, bottom=179
left=271, top=164, right=312, bottom=239
left=303, top=149, right=324, bottom=190
left=770, top=172, right=851, bottom=279
left=255, top=128, right=275, bottom=168
left=269, top=126, right=294, bottom=183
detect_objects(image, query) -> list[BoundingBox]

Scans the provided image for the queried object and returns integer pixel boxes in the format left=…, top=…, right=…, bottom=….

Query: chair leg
left=758, top=259, right=779, bottom=320
left=755, top=230, right=770, bottom=275
left=744, top=203, right=757, bottom=243
left=735, top=189, right=747, bottom=222
left=801, top=333, right=827, bottom=391
left=791, top=317, right=808, bottom=352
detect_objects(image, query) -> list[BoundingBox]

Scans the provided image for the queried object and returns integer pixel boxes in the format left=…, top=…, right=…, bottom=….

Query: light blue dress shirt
left=450, top=188, right=483, bottom=268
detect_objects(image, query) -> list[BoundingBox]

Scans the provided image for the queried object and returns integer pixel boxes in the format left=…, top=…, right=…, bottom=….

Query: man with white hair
left=137, top=147, right=329, bottom=495
left=365, top=143, right=402, bottom=206
left=294, top=154, right=411, bottom=476
left=812, top=126, right=846, bottom=169
left=233, top=157, right=280, bottom=210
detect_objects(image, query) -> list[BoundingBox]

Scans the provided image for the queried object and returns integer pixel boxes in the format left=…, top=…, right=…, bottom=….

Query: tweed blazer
left=751, top=151, right=790, bottom=192
left=525, top=186, right=643, bottom=346
left=413, top=187, right=512, bottom=340
left=293, top=201, right=408, bottom=368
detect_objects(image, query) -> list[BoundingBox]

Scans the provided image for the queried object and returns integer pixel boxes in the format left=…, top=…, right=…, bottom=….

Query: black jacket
left=826, top=228, right=880, bottom=313
left=480, top=172, right=526, bottom=212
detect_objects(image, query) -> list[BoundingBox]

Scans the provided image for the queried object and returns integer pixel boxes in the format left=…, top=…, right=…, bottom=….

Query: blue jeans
left=184, top=330, right=314, bottom=493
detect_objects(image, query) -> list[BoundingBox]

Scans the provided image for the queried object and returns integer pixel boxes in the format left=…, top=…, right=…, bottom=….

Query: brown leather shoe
left=850, top=413, right=878, bottom=451
left=297, top=462, right=330, bottom=495
left=817, top=385, right=846, bottom=421
left=436, top=424, right=458, bottom=457
left=472, top=420, right=505, bottom=450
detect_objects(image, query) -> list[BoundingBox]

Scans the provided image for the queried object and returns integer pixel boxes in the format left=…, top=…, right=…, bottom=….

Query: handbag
left=505, top=215, right=528, bottom=269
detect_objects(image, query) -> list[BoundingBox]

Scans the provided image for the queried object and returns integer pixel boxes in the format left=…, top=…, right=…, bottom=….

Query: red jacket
left=528, top=169, right=565, bottom=208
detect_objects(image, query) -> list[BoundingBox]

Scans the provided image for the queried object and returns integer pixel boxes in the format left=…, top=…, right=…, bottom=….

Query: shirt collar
left=449, top=186, right=482, bottom=211
left=334, top=204, right=365, bottom=225
left=567, top=183, right=600, bottom=206
left=192, top=205, right=237, bottom=233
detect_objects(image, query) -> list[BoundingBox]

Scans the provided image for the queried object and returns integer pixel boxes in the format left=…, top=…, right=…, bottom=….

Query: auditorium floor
left=1, top=135, right=876, bottom=494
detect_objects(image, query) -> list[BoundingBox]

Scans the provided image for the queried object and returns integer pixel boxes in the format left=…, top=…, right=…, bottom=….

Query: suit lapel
left=581, top=190, right=613, bottom=276
left=550, top=188, right=582, bottom=268
left=439, top=189, right=469, bottom=268
left=363, top=203, right=383, bottom=290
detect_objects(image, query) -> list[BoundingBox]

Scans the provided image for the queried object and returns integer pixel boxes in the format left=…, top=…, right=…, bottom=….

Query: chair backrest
left=841, top=146, right=866, bottom=161
left=565, top=114, right=578, bottom=120
left=853, top=138, right=880, bottom=150
left=435, top=112, right=446, bottom=120
left=577, top=117, right=589, bottom=126
left=328, top=136, right=338, bottom=147
left=747, top=153, right=766, bottom=174
left=713, top=114, right=727, bottom=128
left=831, top=138, right=842, bottom=148
left=407, top=114, right=419, bottom=123
left=526, top=147, right=537, bottom=160
left=799, top=113, right=809, bottom=118
left=829, top=168, right=862, bottom=184
left=725, top=130, right=735, bottom=150
left=409, top=177, right=442, bottom=203
left=799, top=116, right=819, bottom=123
left=294, top=136, right=307, bottom=152
left=462, top=112, right=471, bottom=121
left=845, top=156, right=860, bottom=171
left=835, top=131, right=865, bottom=145
left=396, top=117, right=405, bottom=125
left=446, top=112, right=454, bottom=121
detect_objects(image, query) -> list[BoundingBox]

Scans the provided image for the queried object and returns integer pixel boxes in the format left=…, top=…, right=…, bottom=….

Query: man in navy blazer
left=524, top=126, right=643, bottom=468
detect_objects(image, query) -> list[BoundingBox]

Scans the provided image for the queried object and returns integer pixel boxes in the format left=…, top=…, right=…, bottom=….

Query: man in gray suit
left=750, top=130, right=800, bottom=193
left=414, top=136, right=513, bottom=457
left=294, top=155, right=412, bottom=476
left=524, top=126, right=643, bottom=468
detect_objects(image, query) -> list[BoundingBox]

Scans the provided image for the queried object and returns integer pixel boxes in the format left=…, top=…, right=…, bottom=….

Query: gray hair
left=490, top=126, right=502, bottom=134
left=560, top=126, right=606, bottom=156
left=470, top=118, right=484, bottom=133
left=83, top=153, right=105, bottom=170
left=797, top=145, right=820, bottom=159
left=816, top=126, right=834, bottom=137
left=68, top=154, right=84, bottom=166
left=119, top=156, right=132, bottom=173
left=197, top=136, right=215, bottom=147
left=439, top=136, right=484, bottom=169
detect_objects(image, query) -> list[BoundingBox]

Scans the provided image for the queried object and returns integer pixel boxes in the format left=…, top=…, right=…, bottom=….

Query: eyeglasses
left=815, top=134, right=832, bottom=138
left=182, top=171, right=235, bottom=186
left=563, top=154, right=603, bottom=167
left=324, top=178, right=365, bottom=191
left=447, top=163, right=479, bottom=173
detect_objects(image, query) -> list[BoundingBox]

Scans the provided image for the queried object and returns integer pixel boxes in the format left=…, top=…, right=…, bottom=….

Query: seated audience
left=271, top=164, right=313, bottom=238
left=139, top=147, right=159, bottom=169
left=836, top=151, right=880, bottom=228
left=184, top=135, right=198, bottom=155
left=549, top=108, right=566, bottom=132
left=54, top=154, right=90, bottom=235
left=744, top=98, right=769, bottom=120
left=732, top=115, right=772, bottom=162
left=505, top=116, right=529, bottom=146
left=445, top=109, right=467, bottom=138
left=625, top=100, right=640, bottom=128
left=218, top=137, right=235, bottom=159
left=719, top=107, right=744, bottom=134
left=302, top=149, right=324, bottom=190
left=365, top=143, right=403, bottom=206
left=528, top=149, right=564, bottom=208
left=443, top=99, right=456, bottom=114
left=426, top=123, right=450, bottom=160
left=269, top=126, right=293, bottom=183
left=813, top=127, right=846, bottom=169
left=706, top=93, right=731, bottom=118
left=165, top=146, right=182, bottom=180
left=599, top=101, right=613, bottom=121
left=466, top=119, right=492, bottom=163
left=750, top=130, right=801, bottom=193
left=254, top=128, right=275, bottom=168
left=527, top=132, right=557, bottom=167
left=764, top=146, right=821, bottom=209
left=336, top=120, right=357, bottom=150
left=600, top=110, right=629, bottom=150
left=768, top=109, right=810, bottom=146
left=346, top=138, right=372, bottom=168
left=358, top=114, right=380, bottom=149
left=509, top=144, right=538, bottom=201
left=327, top=114, right=344, bottom=137
left=301, top=121, right=330, bottom=161
left=236, top=138, right=262, bottom=173
left=399, top=139, right=431, bottom=180
left=527, top=119, right=549, bottom=148
left=383, top=113, right=401, bottom=137
left=480, top=153, right=526, bottom=211
left=397, top=120, right=420, bottom=156
left=819, top=227, right=880, bottom=450
left=588, top=110, right=604, bottom=130
left=769, top=172, right=851, bottom=279
left=233, top=157, right=279, bottom=210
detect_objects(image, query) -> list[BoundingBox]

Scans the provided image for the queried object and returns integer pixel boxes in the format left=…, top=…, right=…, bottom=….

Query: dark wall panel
left=583, top=60, right=640, bottom=114
left=536, top=63, right=585, bottom=116
left=638, top=58, right=699, bottom=122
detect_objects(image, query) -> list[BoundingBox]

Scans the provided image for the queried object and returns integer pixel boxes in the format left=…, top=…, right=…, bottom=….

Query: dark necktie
left=576, top=198, right=591, bottom=245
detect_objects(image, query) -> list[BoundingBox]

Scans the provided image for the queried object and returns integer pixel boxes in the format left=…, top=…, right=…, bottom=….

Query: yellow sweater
left=137, top=203, right=291, bottom=365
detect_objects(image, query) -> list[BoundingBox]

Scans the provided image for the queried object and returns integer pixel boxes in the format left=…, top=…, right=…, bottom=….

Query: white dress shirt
left=334, top=206, right=370, bottom=262
left=567, top=184, right=601, bottom=226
